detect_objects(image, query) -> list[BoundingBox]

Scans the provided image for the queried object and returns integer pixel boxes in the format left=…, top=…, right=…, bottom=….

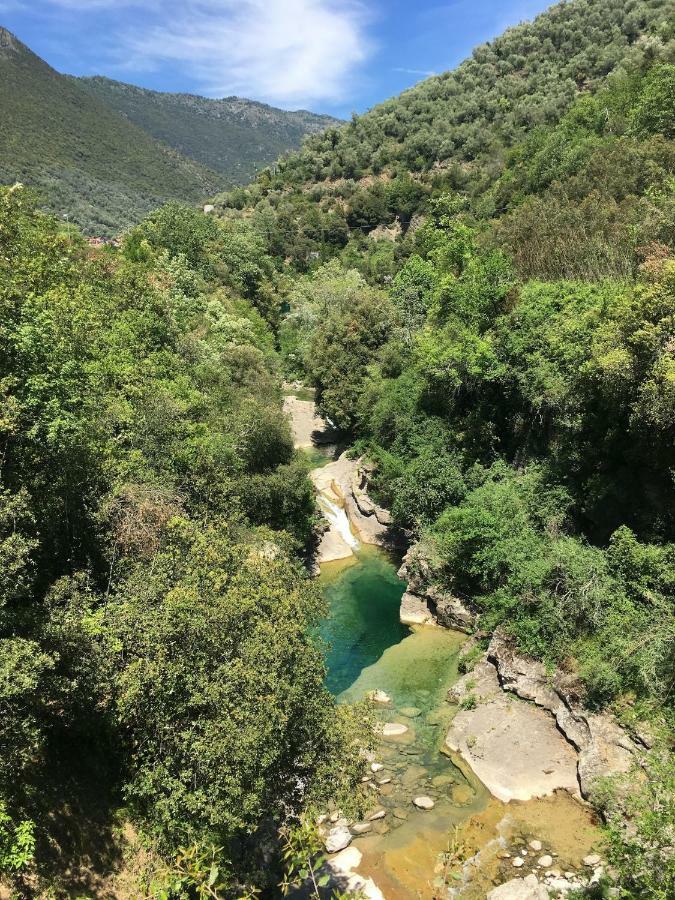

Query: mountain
left=217, top=0, right=674, bottom=255
left=74, top=76, right=341, bottom=186
left=0, top=29, right=338, bottom=237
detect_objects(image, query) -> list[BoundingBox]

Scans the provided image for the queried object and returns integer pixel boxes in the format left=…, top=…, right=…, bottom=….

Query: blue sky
left=1, top=1, right=553, bottom=117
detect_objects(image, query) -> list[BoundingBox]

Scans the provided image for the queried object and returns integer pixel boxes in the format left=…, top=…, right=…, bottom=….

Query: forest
left=1, top=0, right=674, bottom=897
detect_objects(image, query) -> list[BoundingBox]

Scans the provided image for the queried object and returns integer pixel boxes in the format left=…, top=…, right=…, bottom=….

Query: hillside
left=74, top=76, right=341, bottom=186
left=216, top=0, right=674, bottom=271
left=0, top=28, right=228, bottom=235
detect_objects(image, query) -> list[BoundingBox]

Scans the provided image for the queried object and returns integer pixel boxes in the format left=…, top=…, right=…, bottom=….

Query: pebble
left=583, top=854, right=601, bottom=867
left=392, top=808, right=409, bottom=820
left=329, top=811, right=340, bottom=823
left=368, top=809, right=386, bottom=820
left=538, top=855, right=553, bottom=868
left=382, top=722, right=408, bottom=737
left=371, top=762, right=384, bottom=773
left=368, top=689, right=391, bottom=704
left=377, top=777, right=392, bottom=785
left=529, top=840, right=542, bottom=852
left=350, top=822, right=372, bottom=835
left=512, top=857, right=524, bottom=868
left=413, top=795, right=435, bottom=810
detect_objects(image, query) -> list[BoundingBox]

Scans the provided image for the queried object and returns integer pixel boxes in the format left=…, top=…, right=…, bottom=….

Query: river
left=287, top=392, right=602, bottom=899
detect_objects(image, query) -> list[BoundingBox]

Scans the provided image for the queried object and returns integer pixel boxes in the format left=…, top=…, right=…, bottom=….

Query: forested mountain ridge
left=216, top=0, right=674, bottom=273
left=74, top=76, right=341, bottom=186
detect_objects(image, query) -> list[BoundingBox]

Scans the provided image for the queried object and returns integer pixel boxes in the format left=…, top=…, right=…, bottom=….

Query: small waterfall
left=317, top=492, right=360, bottom=550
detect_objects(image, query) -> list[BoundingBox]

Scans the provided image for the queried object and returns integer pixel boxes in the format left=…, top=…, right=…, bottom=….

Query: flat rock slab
left=446, top=661, right=579, bottom=803
left=413, top=796, right=435, bottom=809
left=283, top=395, right=327, bottom=448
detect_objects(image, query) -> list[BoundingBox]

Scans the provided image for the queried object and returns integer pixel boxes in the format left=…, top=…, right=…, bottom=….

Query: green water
left=317, top=543, right=490, bottom=896
left=319, top=547, right=408, bottom=695
left=318, top=545, right=486, bottom=797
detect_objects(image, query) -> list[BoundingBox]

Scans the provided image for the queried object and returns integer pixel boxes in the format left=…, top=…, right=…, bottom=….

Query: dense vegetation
left=0, top=188, right=365, bottom=896
left=211, top=2, right=675, bottom=894
left=75, top=77, right=340, bottom=187
left=3, top=0, right=675, bottom=895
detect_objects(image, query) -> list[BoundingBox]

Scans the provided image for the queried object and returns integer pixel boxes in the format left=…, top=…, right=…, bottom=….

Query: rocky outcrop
left=487, top=629, right=641, bottom=799
left=445, top=658, right=580, bottom=803
left=397, top=544, right=476, bottom=631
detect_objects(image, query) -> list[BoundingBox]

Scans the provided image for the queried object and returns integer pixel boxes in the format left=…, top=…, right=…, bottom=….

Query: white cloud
left=72, top=0, right=370, bottom=108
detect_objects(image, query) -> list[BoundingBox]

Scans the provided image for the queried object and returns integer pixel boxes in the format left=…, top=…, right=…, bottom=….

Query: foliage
left=595, top=748, right=675, bottom=899
left=0, top=801, right=35, bottom=875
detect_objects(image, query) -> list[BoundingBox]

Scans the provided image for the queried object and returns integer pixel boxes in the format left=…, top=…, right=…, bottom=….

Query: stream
left=291, top=398, right=602, bottom=899
left=315, top=486, right=490, bottom=898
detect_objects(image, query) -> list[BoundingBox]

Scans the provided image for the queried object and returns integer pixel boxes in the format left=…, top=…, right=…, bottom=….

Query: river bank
left=287, top=392, right=606, bottom=898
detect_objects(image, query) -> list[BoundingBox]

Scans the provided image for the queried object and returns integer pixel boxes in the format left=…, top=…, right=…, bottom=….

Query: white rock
left=368, top=809, right=386, bottom=820
left=590, top=865, right=605, bottom=885
left=487, top=874, right=549, bottom=899
left=328, top=846, right=362, bottom=874
left=377, top=777, right=392, bottom=785
left=350, top=822, right=372, bottom=835
left=413, top=795, right=435, bottom=810
left=370, top=762, right=384, bottom=772
left=382, top=722, right=408, bottom=737
left=367, top=689, right=391, bottom=704
left=583, top=854, right=601, bottom=867
left=538, top=855, right=553, bottom=868
left=529, top=840, right=543, bottom=851
left=325, top=824, right=352, bottom=854
left=512, top=857, right=525, bottom=868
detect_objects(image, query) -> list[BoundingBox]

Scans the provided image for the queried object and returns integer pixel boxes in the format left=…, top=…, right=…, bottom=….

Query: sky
left=0, top=0, right=553, bottom=118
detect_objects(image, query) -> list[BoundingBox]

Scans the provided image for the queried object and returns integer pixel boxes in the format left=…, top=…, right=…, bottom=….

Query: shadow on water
left=318, top=546, right=408, bottom=696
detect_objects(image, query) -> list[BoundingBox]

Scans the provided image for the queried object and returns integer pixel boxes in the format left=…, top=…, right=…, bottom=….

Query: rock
left=350, top=822, right=372, bottom=835
left=583, top=854, right=601, bottom=867
left=203, top=204, right=215, bottom=214
left=370, top=762, right=384, bottom=772
left=400, top=592, right=436, bottom=626
left=328, top=846, right=362, bottom=874
left=368, top=809, right=386, bottom=820
left=529, top=840, right=543, bottom=851
left=590, top=866, right=605, bottom=885
left=392, top=808, right=409, bottom=820
left=329, top=811, right=341, bottom=823
left=382, top=722, right=408, bottom=737
left=399, top=706, right=422, bottom=718
left=367, top=689, right=391, bottom=705
left=488, top=629, right=639, bottom=798
left=325, top=824, right=352, bottom=853
left=377, top=777, right=392, bottom=785
left=413, top=795, right=435, bottom=810
left=512, top=858, right=525, bottom=868
left=488, top=874, right=549, bottom=900
left=538, top=855, right=553, bottom=868
left=445, top=659, right=579, bottom=802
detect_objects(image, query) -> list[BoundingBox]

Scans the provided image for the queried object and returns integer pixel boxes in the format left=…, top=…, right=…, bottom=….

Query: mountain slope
left=214, top=0, right=674, bottom=277
left=0, top=28, right=227, bottom=235
left=74, top=76, right=341, bottom=186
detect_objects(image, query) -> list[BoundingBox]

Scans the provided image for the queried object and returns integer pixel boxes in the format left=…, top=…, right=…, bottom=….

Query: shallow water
left=318, top=545, right=490, bottom=897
